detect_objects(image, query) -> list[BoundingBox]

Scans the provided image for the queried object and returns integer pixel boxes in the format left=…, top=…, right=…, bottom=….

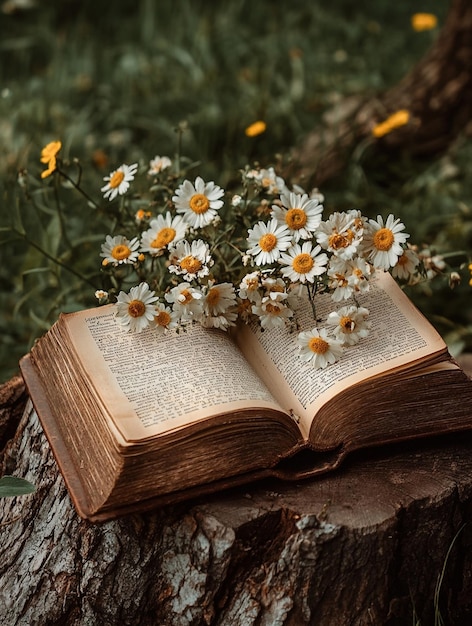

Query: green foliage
left=0, top=475, right=35, bottom=497
left=1, top=0, right=470, bottom=382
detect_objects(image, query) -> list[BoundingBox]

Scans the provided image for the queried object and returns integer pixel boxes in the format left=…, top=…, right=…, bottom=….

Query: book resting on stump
left=20, top=271, right=472, bottom=522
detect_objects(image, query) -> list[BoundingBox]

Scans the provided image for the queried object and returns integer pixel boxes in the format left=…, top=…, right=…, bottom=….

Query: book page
left=63, top=307, right=287, bottom=442
left=235, top=271, right=447, bottom=439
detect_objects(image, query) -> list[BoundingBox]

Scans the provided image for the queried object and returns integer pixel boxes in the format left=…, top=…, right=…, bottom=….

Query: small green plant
left=0, top=475, right=35, bottom=497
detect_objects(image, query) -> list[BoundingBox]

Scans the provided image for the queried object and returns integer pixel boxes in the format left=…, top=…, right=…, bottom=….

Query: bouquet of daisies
left=40, top=141, right=429, bottom=368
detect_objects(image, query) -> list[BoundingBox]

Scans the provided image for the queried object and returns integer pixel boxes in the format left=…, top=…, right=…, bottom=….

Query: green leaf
left=0, top=476, right=36, bottom=497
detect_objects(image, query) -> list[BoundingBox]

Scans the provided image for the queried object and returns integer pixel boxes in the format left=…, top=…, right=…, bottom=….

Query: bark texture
left=286, top=0, right=472, bottom=188
left=1, top=368, right=472, bottom=626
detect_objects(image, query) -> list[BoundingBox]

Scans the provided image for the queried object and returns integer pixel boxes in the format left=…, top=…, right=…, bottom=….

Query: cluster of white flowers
left=96, top=156, right=425, bottom=368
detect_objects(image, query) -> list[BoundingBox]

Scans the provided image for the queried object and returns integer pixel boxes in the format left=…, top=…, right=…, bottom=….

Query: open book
left=20, top=271, right=472, bottom=522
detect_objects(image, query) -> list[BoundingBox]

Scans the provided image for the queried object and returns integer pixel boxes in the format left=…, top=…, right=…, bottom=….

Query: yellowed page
left=64, top=307, right=286, bottom=442
left=235, top=271, right=447, bottom=439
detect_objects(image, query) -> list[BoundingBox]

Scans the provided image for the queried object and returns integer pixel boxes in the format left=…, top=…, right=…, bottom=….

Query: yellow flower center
left=112, top=244, right=131, bottom=260
left=179, top=289, right=194, bottom=305
left=206, top=287, right=220, bottom=307
left=329, top=232, right=350, bottom=250
left=110, top=171, right=125, bottom=189
left=373, top=228, right=395, bottom=251
left=245, top=120, right=267, bottom=137
left=340, top=316, right=355, bottom=332
left=128, top=300, right=146, bottom=318
left=180, top=255, right=202, bottom=274
left=292, top=253, right=314, bottom=274
left=397, top=253, right=409, bottom=266
left=308, top=337, right=329, bottom=354
left=189, top=193, right=210, bottom=214
left=152, top=227, right=176, bottom=249
left=265, top=302, right=281, bottom=315
left=259, top=233, right=277, bottom=252
left=285, top=208, right=307, bottom=230
left=155, top=310, right=171, bottom=327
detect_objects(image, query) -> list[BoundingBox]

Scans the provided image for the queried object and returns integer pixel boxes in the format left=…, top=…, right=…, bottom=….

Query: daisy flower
left=316, top=210, right=364, bottom=260
left=100, top=235, right=140, bottom=266
left=392, top=247, right=420, bottom=281
left=363, top=214, right=409, bottom=270
left=101, top=163, right=138, bottom=201
left=201, top=284, right=238, bottom=330
left=246, top=218, right=292, bottom=266
left=152, top=302, right=180, bottom=334
left=168, top=239, right=213, bottom=281
left=326, top=306, right=371, bottom=346
left=172, top=176, right=224, bottom=229
left=297, top=328, right=344, bottom=369
left=252, top=297, right=294, bottom=330
left=327, top=257, right=372, bottom=301
left=115, top=282, right=158, bottom=333
left=203, top=282, right=237, bottom=316
left=271, top=190, right=323, bottom=241
left=238, top=271, right=262, bottom=301
left=140, top=213, right=188, bottom=256
left=257, top=167, right=286, bottom=195
left=261, top=276, right=289, bottom=302
left=165, top=282, right=204, bottom=322
left=279, top=241, right=328, bottom=284
left=148, top=155, right=172, bottom=176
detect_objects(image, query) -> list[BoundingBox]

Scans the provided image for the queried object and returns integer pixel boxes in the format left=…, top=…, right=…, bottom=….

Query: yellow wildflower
left=372, top=110, right=410, bottom=138
left=40, top=140, right=62, bottom=178
left=245, top=120, right=267, bottom=138
left=411, top=13, right=438, bottom=32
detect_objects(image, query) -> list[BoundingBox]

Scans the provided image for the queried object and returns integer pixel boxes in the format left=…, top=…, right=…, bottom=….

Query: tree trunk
left=286, top=0, right=472, bottom=188
left=1, top=365, right=472, bottom=626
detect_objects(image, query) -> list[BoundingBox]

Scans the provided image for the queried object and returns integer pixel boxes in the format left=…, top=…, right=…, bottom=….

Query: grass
left=1, top=0, right=471, bottom=383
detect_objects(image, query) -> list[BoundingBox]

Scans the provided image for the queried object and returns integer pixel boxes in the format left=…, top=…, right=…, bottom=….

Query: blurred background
left=1, top=0, right=471, bottom=383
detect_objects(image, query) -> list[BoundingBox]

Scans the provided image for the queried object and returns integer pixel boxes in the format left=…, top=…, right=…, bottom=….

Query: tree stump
left=285, top=0, right=472, bottom=188
left=1, top=365, right=472, bottom=626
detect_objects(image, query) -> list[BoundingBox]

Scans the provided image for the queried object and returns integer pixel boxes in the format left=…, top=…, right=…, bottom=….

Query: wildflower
left=327, top=257, right=372, bottom=302
left=239, top=271, right=262, bottom=301
left=247, top=167, right=286, bottom=195
left=94, top=289, right=109, bottom=304
left=246, top=218, right=292, bottom=265
left=316, top=210, right=364, bottom=260
left=245, top=120, right=267, bottom=137
left=172, top=176, right=224, bottom=229
left=168, top=239, right=213, bottom=280
left=363, top=214, right=409, bottom=270
left=40, top=140, right=61, bottom=179
left=100, top=235, right=140, bottom=266
left=411, top=13, right=437, bottom=32
left=115, top=282, right=159, bottom=333
left=201, top=283, right=238, bottom=330
left=279, top=241, right=328, bottom=283
left=203, top=282, right=237, bottom=316
left=153, top=302, right=180, bottom=334
left=297, top=328, right=344, bottom=368
left=252, top=297, right=294, bottom=330
left=271, top=190, right=323, bottom=241
left=326, top=305, right=371, bottom=346
left=101, top=163, right=138, bottom=201
left=372, top=110, right=410, bottom=138
left=392, top=247, right=420, bottom=281
left=148, top=155, right=172, bottom=175
left=140, top=213, right=188, bottom=256
left=135, top=209, right=152, bottom=224
left=165, top=282, right=204, bottom=322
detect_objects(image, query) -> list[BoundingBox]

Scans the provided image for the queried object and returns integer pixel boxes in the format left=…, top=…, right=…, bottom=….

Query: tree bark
left=1, top=366, right=472, bottom=626
left=285, top=0, right=472, bottom=188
